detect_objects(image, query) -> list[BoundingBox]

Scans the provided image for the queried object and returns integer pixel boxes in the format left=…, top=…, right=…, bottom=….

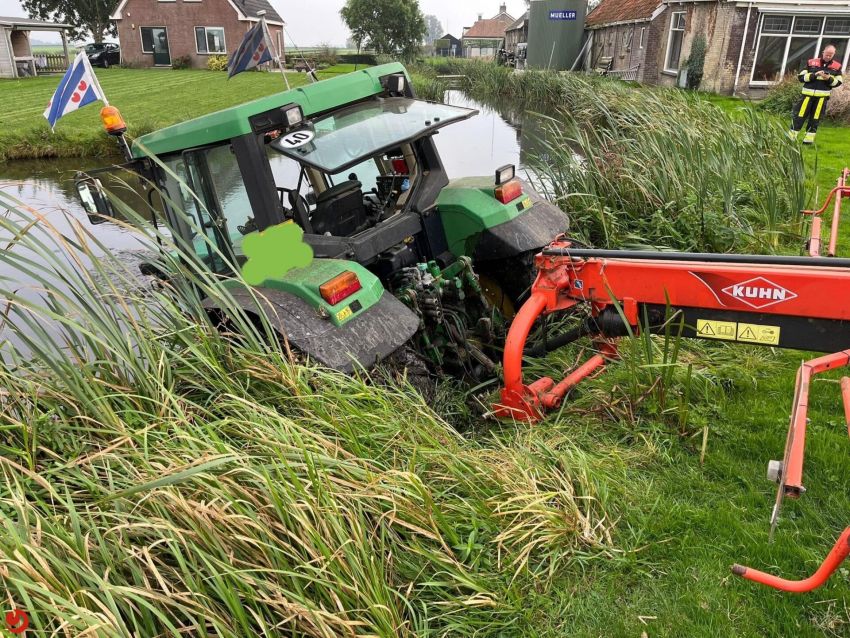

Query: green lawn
left=0, top=66, right=356, bottom=161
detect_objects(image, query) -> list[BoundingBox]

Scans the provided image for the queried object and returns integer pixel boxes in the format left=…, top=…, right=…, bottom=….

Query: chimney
left=478, top=13, right=483, bottom=21
left=499, top=3, right=506, bottom=14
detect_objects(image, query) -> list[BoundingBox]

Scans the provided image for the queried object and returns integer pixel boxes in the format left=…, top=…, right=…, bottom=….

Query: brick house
left=462, top=3, right=515, bottom=58
left=584, top=0, right=850, bottom=96
left=110, top=0, right=283, bottom=69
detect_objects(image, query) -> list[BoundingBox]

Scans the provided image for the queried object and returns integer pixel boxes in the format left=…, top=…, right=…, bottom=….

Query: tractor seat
left=311, top=179, right=368, bottom=236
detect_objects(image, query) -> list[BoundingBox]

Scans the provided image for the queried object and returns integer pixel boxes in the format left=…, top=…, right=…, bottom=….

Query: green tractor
left=76, top=63, right=568, bottom=379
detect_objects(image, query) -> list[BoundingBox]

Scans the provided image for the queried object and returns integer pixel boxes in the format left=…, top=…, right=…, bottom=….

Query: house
left=110, top=0, right=284, bottom=69
left=0, top=17, right=72, bottom=78
left=584, top=0, right=850, bottom=96
left=434, top=33, right=462, bottom=57
left=505, top=11, right=529, bottom=55
left=462, top=3, right=515, bottom=58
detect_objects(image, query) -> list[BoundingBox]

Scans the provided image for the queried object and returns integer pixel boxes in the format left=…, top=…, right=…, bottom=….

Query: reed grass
left=0, top=187, right=640, bottom=635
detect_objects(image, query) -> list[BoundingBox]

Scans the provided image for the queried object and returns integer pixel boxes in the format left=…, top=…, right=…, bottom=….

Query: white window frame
left=194, top=26, right=227, bottom=54
left=664, top=11, right=686, bottom=73
left=639, top=26, right=645, bottom=49
left=750, top=14, right=850, bottom=87
left=139, top=26, right=167, bottom=54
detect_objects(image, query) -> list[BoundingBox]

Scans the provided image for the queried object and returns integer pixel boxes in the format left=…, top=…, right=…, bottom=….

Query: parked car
left=84, top=43, right=120, bottom=68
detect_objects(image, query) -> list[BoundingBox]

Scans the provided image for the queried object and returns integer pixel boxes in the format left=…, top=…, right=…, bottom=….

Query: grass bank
left=2, top=165, right=849, bottom=637
left=0, top=66, right=365, bottom=162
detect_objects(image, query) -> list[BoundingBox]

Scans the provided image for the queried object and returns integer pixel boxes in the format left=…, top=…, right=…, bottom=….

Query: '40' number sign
left=278, top=129, right=315, bottom=149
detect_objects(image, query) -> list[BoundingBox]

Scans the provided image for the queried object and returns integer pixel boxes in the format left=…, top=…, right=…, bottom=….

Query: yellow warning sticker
left=736, top=323, right=780, bottom=346
left=336, top=306, right=353, bottom=323
left=696, top=319, right=737, bottom=341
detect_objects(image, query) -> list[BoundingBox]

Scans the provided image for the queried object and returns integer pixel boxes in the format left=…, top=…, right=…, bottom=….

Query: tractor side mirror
left=75, top=176, right=117, bottom=225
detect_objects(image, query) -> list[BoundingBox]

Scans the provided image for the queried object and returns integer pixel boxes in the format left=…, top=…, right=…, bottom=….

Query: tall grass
left=0, top=186, right=637, bottom=635
left=429, top=59, right=806, bottom=253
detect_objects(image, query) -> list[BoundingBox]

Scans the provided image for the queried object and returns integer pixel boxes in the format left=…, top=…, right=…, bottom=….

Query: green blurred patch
left=241, top=221, right=313, bottom=285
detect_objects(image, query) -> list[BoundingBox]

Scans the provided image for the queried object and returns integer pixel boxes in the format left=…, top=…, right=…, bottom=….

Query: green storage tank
left=526, top=1, right=587, bottom=71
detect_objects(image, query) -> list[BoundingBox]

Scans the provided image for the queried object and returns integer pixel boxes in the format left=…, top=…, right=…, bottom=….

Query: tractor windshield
left=270, top=97, right=476, bottom=174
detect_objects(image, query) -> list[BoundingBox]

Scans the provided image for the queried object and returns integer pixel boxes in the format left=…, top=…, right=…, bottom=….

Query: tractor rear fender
left=203, top=286, right=419, bottom=373
left=437, top=178, right=568, bottom=260
left=203, top=259, right=419, bottom=373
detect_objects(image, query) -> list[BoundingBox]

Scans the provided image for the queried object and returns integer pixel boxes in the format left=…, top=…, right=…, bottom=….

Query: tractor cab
left=76, top=63, right=569, bottom=376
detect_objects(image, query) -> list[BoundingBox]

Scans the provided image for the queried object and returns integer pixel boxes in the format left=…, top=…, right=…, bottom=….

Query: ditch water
left=0, top=91, right=548, bottom=355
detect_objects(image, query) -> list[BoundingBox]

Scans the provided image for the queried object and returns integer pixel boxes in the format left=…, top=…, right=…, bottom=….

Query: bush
left=684, top=34, right=706, bottom=90
left=207, top=54, right=228, bottom=71
left=758, top=75, right=799, bottom=116
left=432, top=60, right=805, bottom=252
left=171, top=54, right=192, bottom=70
left=315, top=43, right=338, bottom=66
left=339, top=53, right=377, bottom=66
left=827, top=84, right=850, bottom=124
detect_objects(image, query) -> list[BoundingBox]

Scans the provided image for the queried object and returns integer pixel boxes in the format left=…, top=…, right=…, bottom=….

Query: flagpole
left=82, top=52, right=110, bottom=107
left=256, top=11, right=289, bottom=90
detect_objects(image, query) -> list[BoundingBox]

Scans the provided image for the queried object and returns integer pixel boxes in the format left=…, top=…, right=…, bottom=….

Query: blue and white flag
left=228, top=19, right=274, bottom=78
left=43, top=51, right=107, bottom=131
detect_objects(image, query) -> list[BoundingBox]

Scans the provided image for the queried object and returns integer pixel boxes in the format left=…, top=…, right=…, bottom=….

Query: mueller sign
left=721, top=277, right=797, bottom=309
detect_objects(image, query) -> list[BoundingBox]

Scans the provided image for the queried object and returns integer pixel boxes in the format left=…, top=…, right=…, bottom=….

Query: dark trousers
left=792, top=95, right=829, bottom=133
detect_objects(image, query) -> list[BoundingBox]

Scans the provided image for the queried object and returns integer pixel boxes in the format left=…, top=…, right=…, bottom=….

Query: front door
left=152, top=27, right=171, bottom=66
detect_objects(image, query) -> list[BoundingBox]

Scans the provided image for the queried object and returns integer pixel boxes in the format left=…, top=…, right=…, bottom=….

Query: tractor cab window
left=266, top=97, right=474, bottom=238
left=160, top=143, right=252, bottom=273
left=267, top=136, right=419, bottom=238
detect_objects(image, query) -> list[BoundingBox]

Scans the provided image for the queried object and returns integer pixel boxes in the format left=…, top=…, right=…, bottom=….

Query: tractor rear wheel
left=379, top=345, right=436, bottom=402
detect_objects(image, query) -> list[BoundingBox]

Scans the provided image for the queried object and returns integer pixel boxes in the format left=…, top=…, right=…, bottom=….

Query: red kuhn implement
left=494, top=171, right=850, bottom=593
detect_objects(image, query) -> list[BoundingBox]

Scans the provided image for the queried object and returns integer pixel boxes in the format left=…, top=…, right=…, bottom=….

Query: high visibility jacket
left=798, top=58, right=844, bottom=97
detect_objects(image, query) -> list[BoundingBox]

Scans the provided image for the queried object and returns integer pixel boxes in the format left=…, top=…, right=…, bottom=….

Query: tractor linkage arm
left=493, top=231, right=850, bottom=592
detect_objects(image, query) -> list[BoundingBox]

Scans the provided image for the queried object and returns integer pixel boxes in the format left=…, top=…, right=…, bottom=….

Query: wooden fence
left=34, top=53, right=70, bottom=73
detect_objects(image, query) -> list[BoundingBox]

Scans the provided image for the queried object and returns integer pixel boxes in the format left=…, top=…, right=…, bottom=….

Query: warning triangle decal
left=740, top=327, right=757, bottom=340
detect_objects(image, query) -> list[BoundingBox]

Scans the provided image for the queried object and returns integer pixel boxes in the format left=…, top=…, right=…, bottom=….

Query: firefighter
left=788, top=44, right=844, bottom=144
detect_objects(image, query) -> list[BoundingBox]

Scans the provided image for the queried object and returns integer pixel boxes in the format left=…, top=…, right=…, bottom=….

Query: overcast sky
left=0, top=0, right=528, bottom=46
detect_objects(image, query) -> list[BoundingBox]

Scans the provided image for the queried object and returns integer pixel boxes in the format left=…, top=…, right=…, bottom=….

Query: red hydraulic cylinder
left=733, top=528, right=850, bottom=592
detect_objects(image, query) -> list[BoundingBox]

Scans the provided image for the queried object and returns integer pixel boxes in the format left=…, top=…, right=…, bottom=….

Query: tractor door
left=177, top=144, right=256, bottom=274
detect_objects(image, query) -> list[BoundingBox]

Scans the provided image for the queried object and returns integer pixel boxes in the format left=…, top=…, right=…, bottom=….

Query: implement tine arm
left=733, top=528, right=850, bottom=593
left=803, top=167, right=850, bottom=257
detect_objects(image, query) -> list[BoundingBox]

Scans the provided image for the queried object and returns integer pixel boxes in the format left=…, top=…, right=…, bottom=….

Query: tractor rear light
left=495, top=179, right=522, bottom=204
left=100, top=106, right=127, bottom=136
left=391, top=158, right=409, bottom=174
left=319, top=271, right=361, bottom=305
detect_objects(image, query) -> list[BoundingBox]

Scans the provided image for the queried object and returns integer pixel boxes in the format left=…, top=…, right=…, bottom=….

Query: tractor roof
left=132, top=62, right=408, bottom=158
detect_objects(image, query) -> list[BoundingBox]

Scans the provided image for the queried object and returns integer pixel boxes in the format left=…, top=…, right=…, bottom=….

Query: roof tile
left=463, top=15, right=514, bottom=39
left=585, top=0, right=661, bottom=27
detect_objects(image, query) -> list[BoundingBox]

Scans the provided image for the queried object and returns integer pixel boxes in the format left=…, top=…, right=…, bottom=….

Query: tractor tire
left=379, top=345, right=436, bottom=403
left=479, top=250, right=537, bottom=310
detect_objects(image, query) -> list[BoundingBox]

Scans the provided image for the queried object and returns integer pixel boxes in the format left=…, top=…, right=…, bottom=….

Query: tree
left=340, top=0, right=426, bottom=60
left=424, top=14, right=442, bottom=44
left=23, top=0, right=117, bottom=43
